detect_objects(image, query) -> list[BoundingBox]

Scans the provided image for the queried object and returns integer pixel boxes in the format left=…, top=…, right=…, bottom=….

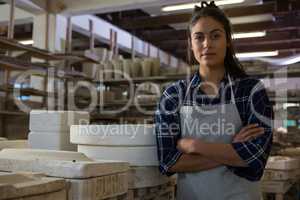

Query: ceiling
left=96, top=0, right=300, bottom=62
left=0, top=0, right=299, bottom=63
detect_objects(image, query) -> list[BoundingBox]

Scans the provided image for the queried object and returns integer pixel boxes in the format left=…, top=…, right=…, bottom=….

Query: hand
left=233, top=124, right=264, bottom=143
left=177, top=138, right=203, bottom=154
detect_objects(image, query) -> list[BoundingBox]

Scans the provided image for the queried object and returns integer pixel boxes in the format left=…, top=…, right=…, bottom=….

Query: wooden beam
left=157, top=30, right=300, bottom=50
left=161, top=38, right=300, bottom=53
left=231, top=16, right=298, bottom=33
left=141, top=14, right=300, bottom=42
left=174, top=41, right=300, bottom=54
left=235, top=41, right=300, bottom=53
left=175, top=49, right=300, bottom=62
left=118, top=3, right=276, bottom=30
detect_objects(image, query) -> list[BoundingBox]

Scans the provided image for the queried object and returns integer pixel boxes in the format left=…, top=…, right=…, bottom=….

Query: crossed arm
left=169, top=124, right=264, bottom=173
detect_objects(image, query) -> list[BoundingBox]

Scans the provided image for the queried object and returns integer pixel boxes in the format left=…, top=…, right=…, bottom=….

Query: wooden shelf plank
left=54, top=51, right=100, bottom=64
left=0, top=85, right=49, bottom=97
left=0, top=37, right=61, bottom=61
left=0, top=110, right=27, bottom=116
left=0, top=55, right=53, bottom=71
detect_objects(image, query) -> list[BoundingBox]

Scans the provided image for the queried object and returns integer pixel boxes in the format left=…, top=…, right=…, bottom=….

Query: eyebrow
left=193, top=28, right=224, bottom=35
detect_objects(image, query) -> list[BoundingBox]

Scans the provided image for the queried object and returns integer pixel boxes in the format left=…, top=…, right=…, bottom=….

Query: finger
left=239, top=127, right=264, bottom=138
left=234, top=129, right=263, bottom=142
left=243, top=130, right=265, bottom=141
left=239, top=124, right=259, bottom=134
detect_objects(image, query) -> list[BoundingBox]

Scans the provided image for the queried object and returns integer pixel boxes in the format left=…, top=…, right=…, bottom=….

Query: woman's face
left=190, top=17, right=228, bottom=68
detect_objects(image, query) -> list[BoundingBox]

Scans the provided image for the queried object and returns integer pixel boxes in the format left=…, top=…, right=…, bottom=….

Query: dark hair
left=187, top=1, right=247, bottom=78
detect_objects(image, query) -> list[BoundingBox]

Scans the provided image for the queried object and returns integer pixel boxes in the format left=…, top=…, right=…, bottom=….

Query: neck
left=199, top=64, right=225, bottom=85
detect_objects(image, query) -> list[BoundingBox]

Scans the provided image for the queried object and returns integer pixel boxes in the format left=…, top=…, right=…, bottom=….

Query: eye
left=194, top=35, right=204, bottom=41
left=211, top=33, right=221, bottom=40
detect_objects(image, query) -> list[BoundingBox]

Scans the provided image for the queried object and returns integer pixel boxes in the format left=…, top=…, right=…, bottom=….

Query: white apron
left=177, top=75, right=261, bottom=200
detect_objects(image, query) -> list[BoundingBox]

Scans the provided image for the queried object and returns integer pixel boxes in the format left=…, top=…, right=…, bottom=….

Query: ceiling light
left=281, top=55, right=300, bottom=65
left=230, top=14, right=274, bottom=24
left=233, top=31, right=266, bottom=39
left=236, top=51, right=278, bottom=58
left=19, top=40, right=34, bottom=45
left=162, top=0, right=245, bottom=12
left=256, top=54, right=300, bottom=66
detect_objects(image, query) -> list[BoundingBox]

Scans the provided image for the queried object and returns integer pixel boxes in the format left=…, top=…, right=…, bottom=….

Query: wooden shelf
left=0, top=110, right=27, bottom=116
left=0, top=55, right=93, bottom=83
left=0, top=37, right=60, bottom=61
left=54, top=51, right=100, bottom=64
left=0, top=85, right=51, bottom=97
left=0, top=55, right=51, bottom=71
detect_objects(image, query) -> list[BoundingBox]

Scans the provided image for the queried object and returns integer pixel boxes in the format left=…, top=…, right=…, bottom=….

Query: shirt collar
left=189, top=70, right=230, bottom=89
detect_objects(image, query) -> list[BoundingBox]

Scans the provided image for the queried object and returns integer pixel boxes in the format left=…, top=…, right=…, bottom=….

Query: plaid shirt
left=154, top=71, right=273, bottom=181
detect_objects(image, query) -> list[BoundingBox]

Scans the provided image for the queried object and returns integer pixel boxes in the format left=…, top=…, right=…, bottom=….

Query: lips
left=201, top=53, right=216, bottom=57
left=201, top=53, right=216, bottom=56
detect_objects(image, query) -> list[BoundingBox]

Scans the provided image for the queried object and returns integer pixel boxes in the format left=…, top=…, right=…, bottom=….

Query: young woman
left=155, top=1, right=273, bottom=199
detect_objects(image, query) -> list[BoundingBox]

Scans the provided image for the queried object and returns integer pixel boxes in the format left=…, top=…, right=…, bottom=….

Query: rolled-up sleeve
left=155, top=82, right=183, bottom=176
left=231, top=80, right=273, bottom=181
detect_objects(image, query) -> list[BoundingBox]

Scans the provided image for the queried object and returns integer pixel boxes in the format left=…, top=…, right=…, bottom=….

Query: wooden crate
left=266, top=156, right=300, bottom=170
left=263, top=169, right=299, bottom=181
left=127, top=181, right=175, bottom=200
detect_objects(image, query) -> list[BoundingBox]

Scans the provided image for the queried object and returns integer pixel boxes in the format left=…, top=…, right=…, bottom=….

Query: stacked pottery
left=141, top=59, right=152, bottom=77
left=95, top=63, right=104, bottom=82
left=150, top=58, right=161, bottom=76
left=70, top=124, right=158, bottom=166
left=0, top=149, right=130, bottom=200
left=112, top=59, right=123, bottom=79
left=82, top=63, right=99, bottom=79
left=28, top=110, right=89, bottom=151
left=262, top=156, right=300, bottom=195
left=123, top=59, right=132, bottom=78
left=0, top=172, right=67, bottom=200
left=70, top=124, right=175, bottom=200
left=103, top=61, right=114, bottom=80
left=131, top=58, right=142, bottom=78
left=92, top=48, right=108, bottom=62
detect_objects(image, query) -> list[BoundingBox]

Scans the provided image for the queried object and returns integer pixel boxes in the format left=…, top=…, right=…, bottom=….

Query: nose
left=202, top=37, right=212, bottom=48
